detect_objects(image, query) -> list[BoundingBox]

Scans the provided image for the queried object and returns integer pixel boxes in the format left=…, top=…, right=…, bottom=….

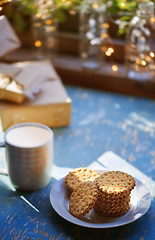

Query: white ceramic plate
left=50, top=170, right=151, bottom=228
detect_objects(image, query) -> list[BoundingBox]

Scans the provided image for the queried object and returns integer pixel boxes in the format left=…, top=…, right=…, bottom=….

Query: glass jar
left=31, top=0, right=58, bottom=60
left=125, top=2, right=155, bottom=81
left=79, top=0, right=107, bottom=70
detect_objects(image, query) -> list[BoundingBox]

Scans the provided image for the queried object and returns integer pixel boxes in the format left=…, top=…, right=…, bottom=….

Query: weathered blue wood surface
left=0, top=86, right=155, bottom=240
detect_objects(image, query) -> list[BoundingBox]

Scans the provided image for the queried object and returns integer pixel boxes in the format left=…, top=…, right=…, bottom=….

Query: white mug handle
left=0, top=141, right=8, bottom=175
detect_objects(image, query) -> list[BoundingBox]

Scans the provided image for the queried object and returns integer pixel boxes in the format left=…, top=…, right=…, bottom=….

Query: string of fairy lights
left=0, top=0, right=155, bottom=74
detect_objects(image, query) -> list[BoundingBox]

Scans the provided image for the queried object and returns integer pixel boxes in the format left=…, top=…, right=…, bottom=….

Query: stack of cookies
left=94, top=171, right=136, bottom=217
left=65, top=168, right=136, bottom=218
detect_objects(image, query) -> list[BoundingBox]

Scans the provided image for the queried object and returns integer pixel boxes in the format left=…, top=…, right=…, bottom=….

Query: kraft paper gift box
left=0, top=16, right=71, bottom=130
left=0, top=61, right=71, bottom=131
left=0, top=15, right=21, bottom=59
left=0, top=78, right=71, bottom=131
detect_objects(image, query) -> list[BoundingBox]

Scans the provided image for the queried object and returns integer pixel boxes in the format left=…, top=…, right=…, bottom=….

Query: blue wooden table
left=0, top=86, right=155, bottom=239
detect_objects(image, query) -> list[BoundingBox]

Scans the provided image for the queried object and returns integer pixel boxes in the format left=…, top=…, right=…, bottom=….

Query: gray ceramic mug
left=0, top=122, right=53, bottom=191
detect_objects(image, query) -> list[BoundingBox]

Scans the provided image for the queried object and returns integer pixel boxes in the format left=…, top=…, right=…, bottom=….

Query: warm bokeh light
left=141, top=60, right=146, bottom=66
left=101, top=33, right=109, bottom=39
left=121, top=3, right=125, bottom=7
left=112, top=65, right=118, bottom=71
left=105, top=51, right=111, bottom=56
left=108, top=47, right=114, bottom=53
left=93, top=3, right=98, bottom=9
left=151, top=17, right=155, bottom=23
left=36, top=13, right=42, bottom=18
left=69, top=10, right=76, bottom=15
left=45, top=19, right=53, bottom=25
left=105, top=47, right=114, bottom=56
left=0, top=7, right=3, bottom=11
left=102, top=23, right=109, bottom=29
left=35, top=40, right=42, bottom=47
left=150, top=52, right=155, bottom=58
left=145, top=56, right=151, bottom=62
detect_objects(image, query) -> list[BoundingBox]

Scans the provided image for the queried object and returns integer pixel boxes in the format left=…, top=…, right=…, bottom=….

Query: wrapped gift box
left=0, top=17, right=71, bottom=131
left=0, top=77, right=71, bottom=131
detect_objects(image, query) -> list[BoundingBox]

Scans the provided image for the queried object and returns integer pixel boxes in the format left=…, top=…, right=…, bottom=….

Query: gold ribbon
left=0, top=73, right=26, bottom=104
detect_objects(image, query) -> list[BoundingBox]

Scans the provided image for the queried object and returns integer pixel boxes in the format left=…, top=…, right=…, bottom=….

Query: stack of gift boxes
left=0, top=15, right=71, bottom=131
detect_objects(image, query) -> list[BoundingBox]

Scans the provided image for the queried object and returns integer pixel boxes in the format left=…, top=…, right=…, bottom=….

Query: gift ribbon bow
left=0, top=73, right=25, bottom=103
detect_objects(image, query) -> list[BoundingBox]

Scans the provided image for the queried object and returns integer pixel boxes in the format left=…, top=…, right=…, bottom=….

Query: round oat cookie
left=65, top=167, right=100, bottom=192
left=69, top=181, right=98, bottom=218
left=96, top=171, right=136, bottom=194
